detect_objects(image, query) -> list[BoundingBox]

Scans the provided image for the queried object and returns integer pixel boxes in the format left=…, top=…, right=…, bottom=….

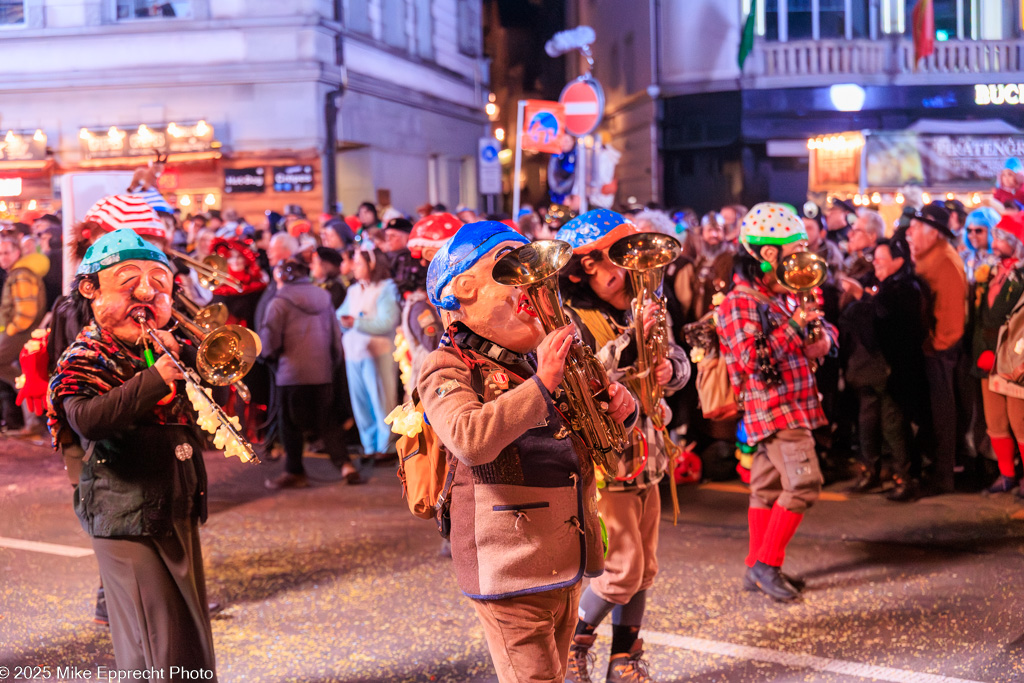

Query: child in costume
left=717, top=203, right=836, bottom=602
left=418, top=221, right=638, bottom=682
left=555, top=209, right=690, bottom=683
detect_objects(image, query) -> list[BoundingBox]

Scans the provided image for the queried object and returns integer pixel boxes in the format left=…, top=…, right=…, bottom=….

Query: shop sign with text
left=224, top=167, right=266, bottom=194
left=273, top=165, right=314, bottom=193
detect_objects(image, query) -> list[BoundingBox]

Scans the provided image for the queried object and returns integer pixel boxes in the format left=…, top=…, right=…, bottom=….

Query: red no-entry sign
left=559, top=76, right=605, bottom=137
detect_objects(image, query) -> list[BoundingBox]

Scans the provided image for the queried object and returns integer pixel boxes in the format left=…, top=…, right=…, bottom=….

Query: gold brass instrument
left=607, top=232, right=681, bottom=428
left=492, top=240, right=630, bottom=472
left=168, top=249, right=244, bottom=293
left=174, top=291, right=228, bottom=332
left=168, top=308, right=260, bottom=404
left=778, top=251, right=828, bottom=342
left=133, top=311, right=260, bottom=464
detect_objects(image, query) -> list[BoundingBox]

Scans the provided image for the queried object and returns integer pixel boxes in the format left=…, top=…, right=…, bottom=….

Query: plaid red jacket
left=717, top=277, right=836, bottom=445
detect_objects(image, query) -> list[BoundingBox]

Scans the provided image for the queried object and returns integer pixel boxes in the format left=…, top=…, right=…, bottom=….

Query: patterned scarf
left=47, top=322, right=189, bottom=448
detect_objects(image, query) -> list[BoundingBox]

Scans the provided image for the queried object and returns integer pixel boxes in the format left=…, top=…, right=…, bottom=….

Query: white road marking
left=598, top=626, right=984, bottom=683
left=0, top=536, right=93, bottom=558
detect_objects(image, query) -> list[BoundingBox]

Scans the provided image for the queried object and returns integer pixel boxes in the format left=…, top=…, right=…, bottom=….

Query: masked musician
left=717, top=203, right=836, bottom=603
left=418, top=221, right=637, bottom=683
left=47, top=229, right=216, bottom=680
left=552, top=209, right=688, bottom=683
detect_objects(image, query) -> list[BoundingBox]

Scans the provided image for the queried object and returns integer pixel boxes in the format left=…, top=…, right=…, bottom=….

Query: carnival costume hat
left=84, top=194, right=167, bottom=239
left=427, top=220, right=528, bottom=311
left=555, top=208, right=637, bottom=254
left=407, top=212, right=463, bottom=259
left=993, top=213, right=1024, bottom=256
left=134, top=189, right=174, bottom=215
left=1005, top=158, right=1024, bottom=176
left=912, top=202, right=954, bottom=238
left=739, top=202, right=808, bottom=256
left=77, top=229, right=170, bottom=276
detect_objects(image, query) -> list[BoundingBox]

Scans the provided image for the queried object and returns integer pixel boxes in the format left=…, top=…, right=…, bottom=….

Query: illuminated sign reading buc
left=975, top=84, right=1024, bottom=106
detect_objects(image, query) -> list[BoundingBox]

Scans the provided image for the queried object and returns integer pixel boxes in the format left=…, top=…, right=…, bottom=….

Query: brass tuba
left=778, top=251, right=829, bottom=342
left=608, top=232, right=681, bottom=428
left=492, top=240, right=630, bottom=472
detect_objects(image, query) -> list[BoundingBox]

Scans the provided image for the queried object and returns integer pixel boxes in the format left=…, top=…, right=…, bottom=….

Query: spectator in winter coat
left=260, top=259, right=359, bottom=489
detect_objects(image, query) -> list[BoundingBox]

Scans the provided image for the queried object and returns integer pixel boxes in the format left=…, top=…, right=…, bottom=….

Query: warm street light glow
left=946, top=192, right=955, bottom=200
left=807, top=134, right=864, bottom=152
left=485, top=103, right=498, bottom=118
left=495, top=127, right=505, bottom=142
left=895, top=193, right=905, bottom=204
left=33, top=129, right=45, bottom=142
left=204, top=193, right=216, bottom=206
left=108, top=126, right=125, bottom=140
left=4, top=131, right=14, bottom=143
left=922, top=192, right=932, bottom=204
left=168, top=122, right=183, bottom=138
left=972, top=192, right=981, bottom=204
left=79, top=128, right=91, bottom=140
left=853, top=195, right=863, bottom=206
left=180, top=195, right=192, bottom=207
left=27, top=200, right=37, bottom=210
left=195, top=120, right=210, bottom=136
left=871, top=192, right=881, bottom=204
left=829, top=84, right=866, bottom=112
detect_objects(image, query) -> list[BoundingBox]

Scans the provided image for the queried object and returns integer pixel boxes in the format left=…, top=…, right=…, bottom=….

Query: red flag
left=911, top=0, right=934, bottom=66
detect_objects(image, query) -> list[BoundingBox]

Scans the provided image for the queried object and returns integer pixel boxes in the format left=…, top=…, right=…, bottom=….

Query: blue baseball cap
left=555, top=208, right=636, bottom=253
left=426, top=221, right=528, bottom=311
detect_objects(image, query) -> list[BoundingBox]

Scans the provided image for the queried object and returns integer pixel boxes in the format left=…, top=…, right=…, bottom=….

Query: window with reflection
left=0, top=0, right=24, bottom=25
left=116, top=1, right=191, bottom=19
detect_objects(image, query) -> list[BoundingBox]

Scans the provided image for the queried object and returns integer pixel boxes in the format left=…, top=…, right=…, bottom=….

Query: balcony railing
left=748, top=38, right=1024, bottom=85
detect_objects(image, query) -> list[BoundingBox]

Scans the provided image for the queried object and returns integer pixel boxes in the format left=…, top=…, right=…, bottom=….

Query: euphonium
left=778, top=251, right=828, bottom=342
left=492, top=240, right=630, bottom=472
left=608, top=232, right=681, bottom=428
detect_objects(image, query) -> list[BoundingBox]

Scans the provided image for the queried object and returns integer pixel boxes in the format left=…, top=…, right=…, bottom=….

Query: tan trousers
left=980, top=378, right=1024, bottom=441
left=471, top=581, right=582, bottom=683
left=589, top=485, right=660, bottom=605
left=749, top=428, right=822, bottom=514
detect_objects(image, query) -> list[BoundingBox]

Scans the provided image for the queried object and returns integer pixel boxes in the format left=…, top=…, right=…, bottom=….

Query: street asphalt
left=1, top=434, right=1022, bottom=683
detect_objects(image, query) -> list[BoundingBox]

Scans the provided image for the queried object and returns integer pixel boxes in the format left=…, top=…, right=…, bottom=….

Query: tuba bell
left=778, top=251, right=829, bottom=342
left=492, top=240, right=630, bottom=473
left=608, top=232, right=681, bottom=428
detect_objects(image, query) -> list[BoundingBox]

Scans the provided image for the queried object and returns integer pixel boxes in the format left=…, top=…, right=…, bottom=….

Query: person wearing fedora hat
left=908, top=201, right=968, bottom=494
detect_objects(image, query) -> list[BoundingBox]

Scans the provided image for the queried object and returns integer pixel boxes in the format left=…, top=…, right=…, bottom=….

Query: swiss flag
left=911, top=0, right=935, bottom=67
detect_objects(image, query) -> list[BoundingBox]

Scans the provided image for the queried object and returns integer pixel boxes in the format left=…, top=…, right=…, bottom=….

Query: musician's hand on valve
left=151, top=330, right=181, bottom=358
left=605, top=382, right=636, bottom=424
left=641, top=301, right=660, bottom=338
left=536, top=324, right=575, bottom=393
left=791, top=305, right=823, bottom=330
left=654, top=358, right=673, bottom=386
left=153, top=353, right=184, bottom=388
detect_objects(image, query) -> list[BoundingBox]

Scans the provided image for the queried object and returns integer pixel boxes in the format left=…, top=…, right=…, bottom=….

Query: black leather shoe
left=887, top=477, right=919, bottom=502
left=746, top=561, right=800, bottom=602
left=986, top=475, right=1019, bottom=494
left=742, top=569, right=805, bottom=592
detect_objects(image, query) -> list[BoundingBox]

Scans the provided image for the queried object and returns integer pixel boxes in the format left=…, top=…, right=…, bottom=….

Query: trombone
left=133, top=311, right=260, bottom=464
left=168, top=307, right=260, bottom=404
left=168, top=249, right=244, bottom=293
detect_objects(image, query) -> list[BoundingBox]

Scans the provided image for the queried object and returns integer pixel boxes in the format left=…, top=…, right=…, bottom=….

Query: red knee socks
left=746, top=507, right=771, bottom=568
left=757, top=504, right=804, bottom=568
left=991, top=436, right=1018, bottom=479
